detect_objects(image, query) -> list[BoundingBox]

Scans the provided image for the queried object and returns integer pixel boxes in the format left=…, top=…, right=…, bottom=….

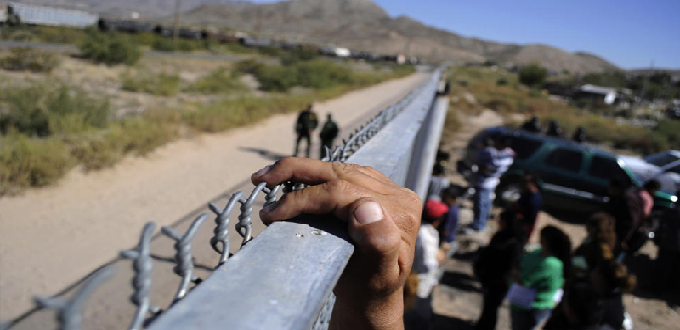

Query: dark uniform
left=546, top=120, right=564, bottom=138
left=319, top=114, right=339, bottom=159
left=294, top=107, right=319, bottom=158
left=522, top=116, right=542, bottom=133
left=573, top=126, right=586, bottom=143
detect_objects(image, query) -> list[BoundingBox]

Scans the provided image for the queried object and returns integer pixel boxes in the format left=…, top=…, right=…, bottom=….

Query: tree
left=518, top=63, right=548, bottom=87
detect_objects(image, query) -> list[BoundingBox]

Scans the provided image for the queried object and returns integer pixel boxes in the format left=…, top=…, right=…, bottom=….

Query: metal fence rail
left=4, top=68, right=449, bottom=330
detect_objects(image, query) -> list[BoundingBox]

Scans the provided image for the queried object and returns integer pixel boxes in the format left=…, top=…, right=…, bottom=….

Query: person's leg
left=294, top=134, right=303, bottom=157
left=510, top=308, right=533, bottom=330
left=475, top=284, right=508, bottom=330
left=532, top=308, right=552, bottom=330
left=472, top=188, right=491, bottom=231
left=304, top=134, right=311, bottom=158
left=654, top=247, right=674, bottom=293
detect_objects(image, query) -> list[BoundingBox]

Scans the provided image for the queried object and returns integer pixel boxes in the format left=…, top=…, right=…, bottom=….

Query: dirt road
left=0, top=72, right=430, bottom=322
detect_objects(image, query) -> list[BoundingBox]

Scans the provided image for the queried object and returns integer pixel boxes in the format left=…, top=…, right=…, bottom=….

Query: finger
left=251, top=158, right=339, bottom=188
left=259, top=180, right=370, bottom=222
left=346, top=198, right=402, bottom=293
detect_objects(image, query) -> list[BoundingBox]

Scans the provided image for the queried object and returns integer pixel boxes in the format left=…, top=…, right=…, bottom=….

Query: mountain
left=9, top=0, right=247, bottom=18
left=22, top=0, right=620, bottom=73
left=175, top=0, right=619, bottom=73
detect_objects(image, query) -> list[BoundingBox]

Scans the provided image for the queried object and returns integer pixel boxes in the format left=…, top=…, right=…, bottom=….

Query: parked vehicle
left=4, top=2, right=97, bottom=28
left=457, top=127, right=677, bottom=214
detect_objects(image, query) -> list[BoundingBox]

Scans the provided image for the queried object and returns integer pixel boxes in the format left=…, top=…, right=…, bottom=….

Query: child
left=440, top=186, right=461, bottom=259
left=405, top=200, right=449, bottom=329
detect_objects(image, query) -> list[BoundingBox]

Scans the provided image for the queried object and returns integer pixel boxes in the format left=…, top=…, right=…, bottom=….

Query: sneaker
left=462, top=227, right=479, bottom=236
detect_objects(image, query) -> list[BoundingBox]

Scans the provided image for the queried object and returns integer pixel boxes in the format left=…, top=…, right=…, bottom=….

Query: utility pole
left=172, top=0, right=183, bottom=45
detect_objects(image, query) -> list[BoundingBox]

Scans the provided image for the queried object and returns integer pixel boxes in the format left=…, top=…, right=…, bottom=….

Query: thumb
left=347, top=198, right=402, bottom=269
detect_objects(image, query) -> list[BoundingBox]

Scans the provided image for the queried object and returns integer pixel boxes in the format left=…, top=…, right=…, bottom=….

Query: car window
left=509, top=137, right=543, bottom=160
left=645, top=153, right=679, bottom=167
left=544, top=148, right=583, bottom=172
left=589, top=156, right=631, bottom=184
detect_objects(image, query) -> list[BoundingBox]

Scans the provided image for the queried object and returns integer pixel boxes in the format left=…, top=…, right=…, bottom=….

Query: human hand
left=251, top=158, right=422, bottom=330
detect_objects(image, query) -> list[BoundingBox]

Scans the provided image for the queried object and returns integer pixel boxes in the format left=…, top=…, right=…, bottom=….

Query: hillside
left=17, top=0, right=620, bottom=73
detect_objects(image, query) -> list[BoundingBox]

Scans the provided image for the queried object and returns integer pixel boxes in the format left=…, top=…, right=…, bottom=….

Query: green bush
left=183, top=95, right=311, bottom=132
left=280, top=49, right=318, bottom=66
left=0, top=82, right=110, bottom=137
left=0, top=133, right=73, bottom=194
left=185, top=67, right=247, bottom=94
left=518, top=63, right=548, bottom=87
left=151, top=38, right=198, bottom=52
left=79, top=31, right=142, bottom=65
left=234, top=59, right=265, bottom=75
left=121, top=70, right=181, bottom=96
left=0, top=47, right=61, bottom=73
left=255, top=65, right=298, bottom=92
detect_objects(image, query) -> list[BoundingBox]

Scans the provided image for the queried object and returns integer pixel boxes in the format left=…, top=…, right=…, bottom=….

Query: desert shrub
left=519, top=63, right=548, bottom=87
left=255, top=65, right=298, bottom=92
left=121, top=70, right=181, bottom=96
left=0, top=48, right=61, bottom=73
left=234, top=59, right=265, bottom=75
left=280, top=49, right=318, bottom=66
left=151, top=38, right=198, bottom=52
left=485, top=99, right=514, bottom=113
left=497, top=78, right=508, bottom=86
left=79, top=30, right=141, bottom=65
left=0, top=82, right=110, bottom=137
left=0, top=133, right=73, bottom=194
left=71, top=116, right=178, bottom=170
left=184, top=95, right=312, bottom=132
left=185, top=67, right=247, bottom=94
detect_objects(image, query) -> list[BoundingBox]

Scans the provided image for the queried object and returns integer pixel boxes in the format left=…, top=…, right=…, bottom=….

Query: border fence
left=2, top=67, right=450, bottom=330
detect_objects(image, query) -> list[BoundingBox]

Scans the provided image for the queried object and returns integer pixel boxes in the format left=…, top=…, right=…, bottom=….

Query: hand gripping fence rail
left=9, top=68, right=449, bottom=330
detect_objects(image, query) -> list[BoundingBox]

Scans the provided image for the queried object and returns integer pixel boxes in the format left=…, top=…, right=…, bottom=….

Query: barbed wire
left=18, top=71, right=441, bottom=330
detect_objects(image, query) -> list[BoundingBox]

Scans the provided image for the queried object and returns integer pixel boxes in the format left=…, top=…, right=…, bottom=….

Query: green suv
left=457, top=127, right=677, bottom=214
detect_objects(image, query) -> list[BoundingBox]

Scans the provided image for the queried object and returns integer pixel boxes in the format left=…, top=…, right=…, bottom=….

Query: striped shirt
left=474, top=147, right=515, bottom=189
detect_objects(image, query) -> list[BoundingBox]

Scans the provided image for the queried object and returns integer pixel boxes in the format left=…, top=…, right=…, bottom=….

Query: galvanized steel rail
left=4, top=68, right=449, bottom=330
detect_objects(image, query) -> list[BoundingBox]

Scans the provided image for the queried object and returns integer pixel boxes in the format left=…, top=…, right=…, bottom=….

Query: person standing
left=521, top=116, right=542, bottom=133
left=546, top=120, right=564, bottom=138
left=653, top=187, right=680, bottom=295
left=509, top=226, right=572, bottom=330
left=294, top=104, right=319, bottom=158
left=473, top=210, right=522, bottom=330
left=514, top=173, right=542, bottom=245
left=467, top=135, right=514, bottom=233
left=427, top=164, right=450, bottom=201
left=319, top=113, right=339, bottom=159
left=406, top=200, right=449, bottom=330
left=573, top=126, right=586, bottom=143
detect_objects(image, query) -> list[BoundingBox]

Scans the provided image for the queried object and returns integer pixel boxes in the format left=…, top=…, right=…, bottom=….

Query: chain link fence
left=1, top=68, right=448, bottom=330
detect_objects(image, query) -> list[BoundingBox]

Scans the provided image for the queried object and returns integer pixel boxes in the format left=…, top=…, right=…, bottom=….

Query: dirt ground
left=431, top=109, right=680, bottom=330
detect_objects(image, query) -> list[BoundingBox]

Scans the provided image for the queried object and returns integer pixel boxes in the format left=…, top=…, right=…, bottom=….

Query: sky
left=253, top=0, right=680, bottom=69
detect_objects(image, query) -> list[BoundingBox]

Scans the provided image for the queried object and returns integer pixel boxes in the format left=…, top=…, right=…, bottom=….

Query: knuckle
left=325, top=179, right=351, bottom=195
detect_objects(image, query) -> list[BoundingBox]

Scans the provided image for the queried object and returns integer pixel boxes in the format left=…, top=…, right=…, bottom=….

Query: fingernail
left=253, top=165, right=273, bottom=177
left=353, top=202, right=383, bottom=225
left=262, top=201, right=279, bottom=214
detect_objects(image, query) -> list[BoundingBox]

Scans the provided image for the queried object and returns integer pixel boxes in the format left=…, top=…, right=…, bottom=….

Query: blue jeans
left=510, top=308, right=552, bottom=330
left=472, top=187, right=493, bottom=231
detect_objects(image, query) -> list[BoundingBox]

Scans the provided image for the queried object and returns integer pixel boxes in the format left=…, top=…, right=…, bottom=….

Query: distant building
left=574, top=84, right=618, bottom=105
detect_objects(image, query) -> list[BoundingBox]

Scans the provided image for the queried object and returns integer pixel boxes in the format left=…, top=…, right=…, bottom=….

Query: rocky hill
left=21, top=0, right=620, bottom=73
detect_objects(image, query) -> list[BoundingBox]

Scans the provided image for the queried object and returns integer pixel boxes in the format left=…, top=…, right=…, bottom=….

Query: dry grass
left=447, top=66, right=677, bottom=155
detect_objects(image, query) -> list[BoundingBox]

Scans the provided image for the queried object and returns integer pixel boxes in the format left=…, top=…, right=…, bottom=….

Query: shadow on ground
left=440, top=271, right=481, bottom=293
left=239, top=147, right=290, bottom=161
left=432, top=314, right=474, bottom=330
left=627, top=252, right=680, bottom=308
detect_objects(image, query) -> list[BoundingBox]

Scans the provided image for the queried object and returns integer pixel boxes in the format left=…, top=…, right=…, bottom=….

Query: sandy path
left=0, top=72, right=429, bottom=320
